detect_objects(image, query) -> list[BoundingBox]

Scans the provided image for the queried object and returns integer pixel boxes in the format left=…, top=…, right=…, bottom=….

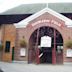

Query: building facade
left=0, top=8, right=72, bottom=64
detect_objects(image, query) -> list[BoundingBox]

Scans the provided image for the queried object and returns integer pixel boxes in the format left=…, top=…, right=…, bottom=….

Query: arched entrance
left=28, top=26, right=63, bottom=64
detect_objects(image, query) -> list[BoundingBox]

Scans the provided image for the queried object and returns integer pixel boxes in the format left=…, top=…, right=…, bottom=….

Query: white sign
left=20, top=48, right=26, bottom=56
left=40, top=36, right=52, bottom=47
left=66, top=49, right=72, bottom=57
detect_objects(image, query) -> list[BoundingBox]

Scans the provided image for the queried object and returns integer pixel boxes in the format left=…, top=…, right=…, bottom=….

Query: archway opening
left=28, top=26, right=63, bottom=64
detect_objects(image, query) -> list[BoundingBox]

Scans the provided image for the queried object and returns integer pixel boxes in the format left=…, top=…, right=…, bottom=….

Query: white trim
left=14, top=8, right=72, bottom=28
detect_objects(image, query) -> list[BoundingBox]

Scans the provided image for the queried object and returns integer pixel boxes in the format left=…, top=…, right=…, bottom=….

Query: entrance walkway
left=0, top=61, right=72, bottom=72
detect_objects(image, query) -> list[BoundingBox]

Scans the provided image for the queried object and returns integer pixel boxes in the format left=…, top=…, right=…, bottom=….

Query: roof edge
left=14, top=7, right=72, bottom=28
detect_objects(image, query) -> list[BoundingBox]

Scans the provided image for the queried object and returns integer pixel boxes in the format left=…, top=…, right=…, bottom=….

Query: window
left=5, top=41, right=10, bottom=52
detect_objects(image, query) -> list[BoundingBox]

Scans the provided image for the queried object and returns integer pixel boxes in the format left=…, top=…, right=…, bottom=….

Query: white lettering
left=31, top=19, right=62, bottom=27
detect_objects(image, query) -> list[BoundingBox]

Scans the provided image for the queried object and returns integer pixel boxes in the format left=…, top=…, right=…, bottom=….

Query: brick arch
left=27, top=22, right=64, bottom=64
left=27, top=22, right=64, bottom=44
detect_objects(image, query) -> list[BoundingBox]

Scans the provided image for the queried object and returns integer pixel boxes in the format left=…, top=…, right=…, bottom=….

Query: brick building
left=0, top=4, right=72, bottom=64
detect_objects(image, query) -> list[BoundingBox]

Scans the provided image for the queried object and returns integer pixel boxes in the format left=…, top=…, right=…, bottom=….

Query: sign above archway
left=31, top=19, right=62, bottom=27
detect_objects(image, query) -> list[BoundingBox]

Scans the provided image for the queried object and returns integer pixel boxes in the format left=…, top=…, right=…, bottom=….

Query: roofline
left=14, top=7, right=72, bottom=28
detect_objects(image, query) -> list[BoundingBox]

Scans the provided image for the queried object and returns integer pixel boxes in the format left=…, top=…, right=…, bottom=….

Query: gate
left=28, top=26, right=63, bottom=64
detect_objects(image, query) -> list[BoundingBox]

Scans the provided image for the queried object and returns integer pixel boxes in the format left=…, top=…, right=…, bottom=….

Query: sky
left=0, top=0, right=72, bottom=13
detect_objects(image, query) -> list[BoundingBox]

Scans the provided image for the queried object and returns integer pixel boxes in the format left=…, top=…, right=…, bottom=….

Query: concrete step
left=12, top=61, right=27, bottom=64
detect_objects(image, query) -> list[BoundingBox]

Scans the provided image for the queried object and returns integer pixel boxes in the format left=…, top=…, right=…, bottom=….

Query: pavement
left=0, top=61, right=72, bottom=72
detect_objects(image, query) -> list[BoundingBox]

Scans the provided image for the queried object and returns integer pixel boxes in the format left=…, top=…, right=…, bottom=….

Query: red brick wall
left=14, top=28, right=28, bottom=61
left=25, top=12, right=72, bottom=63
left=2, top=12, right=72, bottom=63
left=2, top=24, right=16, bottom=62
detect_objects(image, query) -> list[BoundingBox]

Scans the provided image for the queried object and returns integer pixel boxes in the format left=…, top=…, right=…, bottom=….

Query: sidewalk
left=0, top=61, right=72, bottom=72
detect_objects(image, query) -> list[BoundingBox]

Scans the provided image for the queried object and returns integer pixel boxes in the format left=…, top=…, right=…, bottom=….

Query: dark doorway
left=40, top=47, right=52, bottom=64
left=12, top=47, right=14, bottom=61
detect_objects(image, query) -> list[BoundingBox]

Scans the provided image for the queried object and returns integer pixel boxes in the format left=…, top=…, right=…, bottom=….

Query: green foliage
left=20, top=39, right=27, bottom=47
left=65, top=40, right=72, bottom=48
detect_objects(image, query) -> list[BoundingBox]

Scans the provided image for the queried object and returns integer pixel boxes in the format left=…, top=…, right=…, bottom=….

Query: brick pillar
left=36, top=48, right=40, bottom=64
left=52, top=29, right=56, bottom=64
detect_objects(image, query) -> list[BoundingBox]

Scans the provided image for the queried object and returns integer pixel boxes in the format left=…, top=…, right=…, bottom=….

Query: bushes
left=20, top=39, right=27, bottom=47
left=65, top=40, right=72, bottom=48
